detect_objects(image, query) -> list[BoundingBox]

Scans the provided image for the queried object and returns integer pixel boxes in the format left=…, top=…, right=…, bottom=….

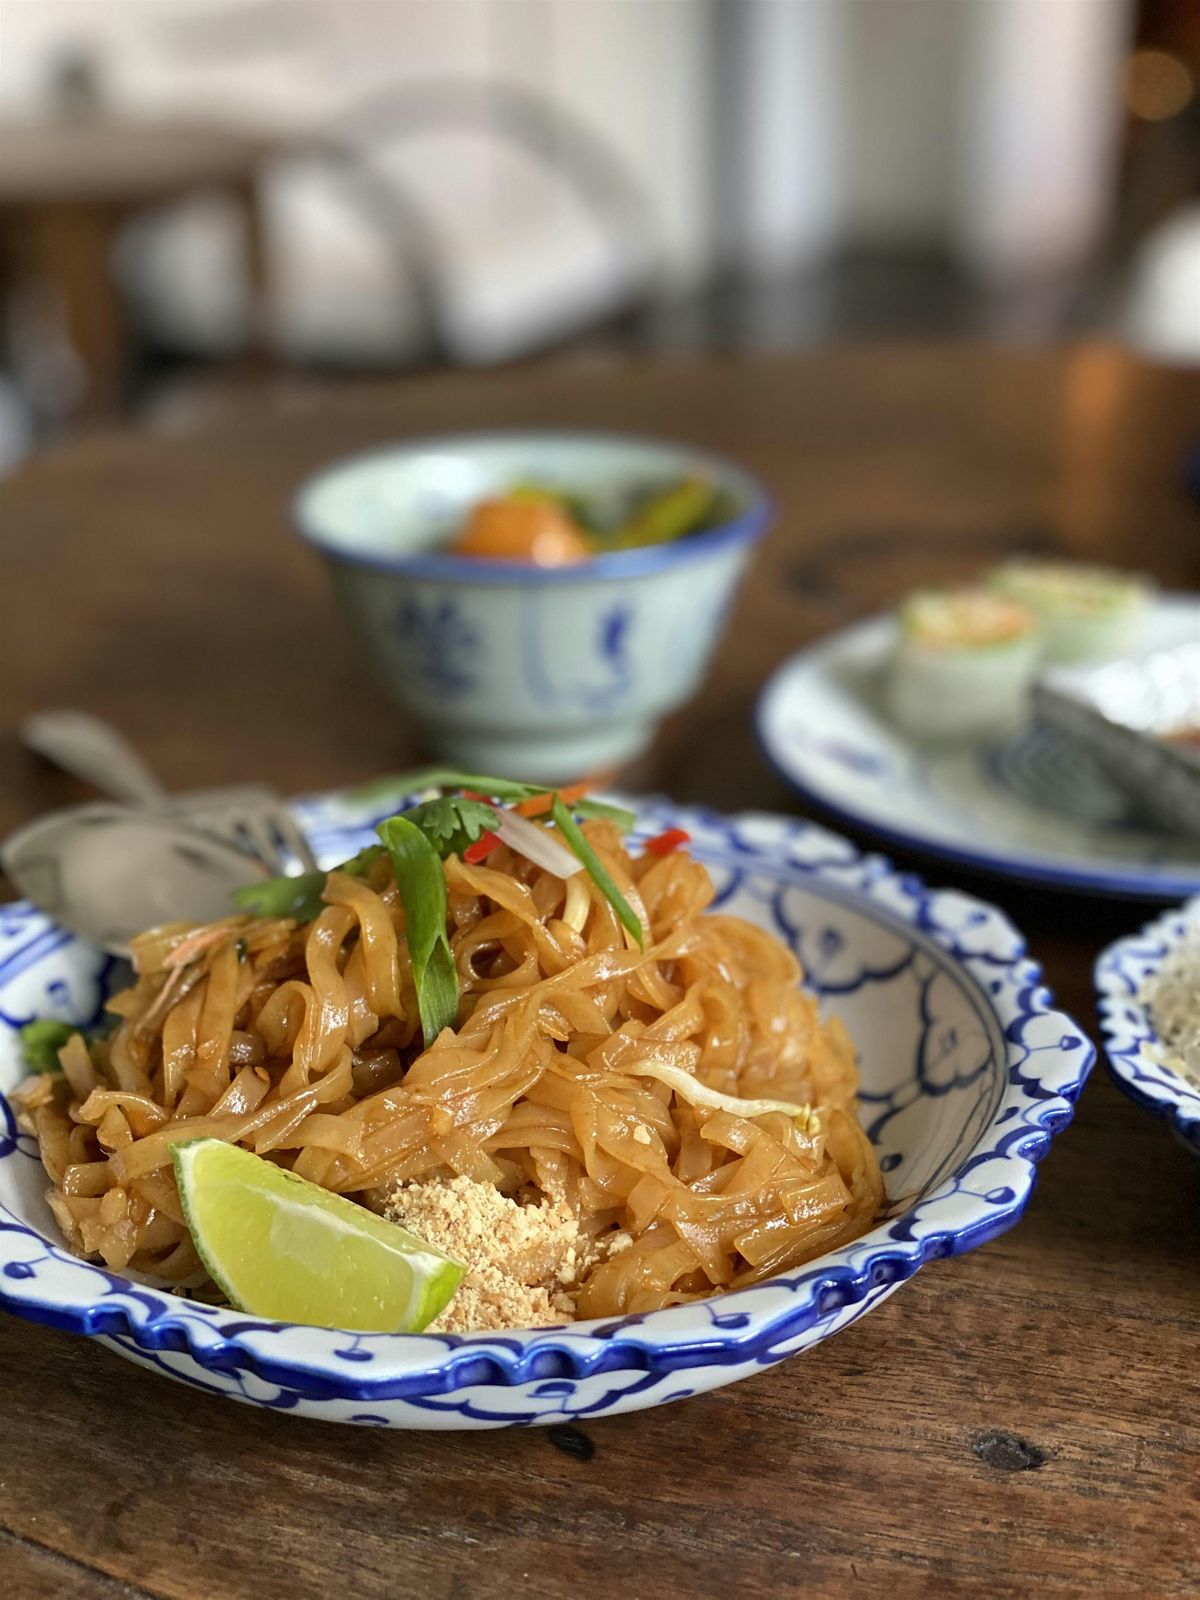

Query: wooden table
left=0, top=117, right=274, bottom=418
left=1, top=346, right=1198, bottom=1599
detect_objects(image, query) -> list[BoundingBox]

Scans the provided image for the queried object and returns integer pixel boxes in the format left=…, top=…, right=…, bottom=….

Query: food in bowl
left=13, top=776, right=882, bottom=1335
left=292, top=433, right=771, bottom=781
left=1096, top=900, right=1200, bottom=1157
left=451, top=477, right=727, bottom=567
left=1139, top=921, right=1200, bottom=1087
left=886, top=586, right=1040, bottom=741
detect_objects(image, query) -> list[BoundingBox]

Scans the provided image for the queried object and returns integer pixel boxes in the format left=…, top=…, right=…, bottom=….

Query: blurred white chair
left=0, top=378, right=33, bottom=475
left=116, top=79, right=657, bottom=370
left=1120, top=203, right=1200, bottom=364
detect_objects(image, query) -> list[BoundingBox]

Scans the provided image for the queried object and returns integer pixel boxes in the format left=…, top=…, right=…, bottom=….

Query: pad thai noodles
left=14, top=775, right=884, bottom=1332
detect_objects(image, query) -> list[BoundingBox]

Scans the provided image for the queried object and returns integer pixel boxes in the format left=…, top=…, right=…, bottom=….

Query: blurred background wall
left=0, top=0, right=1196, bottom=459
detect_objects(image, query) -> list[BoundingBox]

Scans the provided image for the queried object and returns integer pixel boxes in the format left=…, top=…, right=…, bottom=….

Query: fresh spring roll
left=887, top=588, right=1039, bottom=742
left=988, top=560, right=1149, bottom=663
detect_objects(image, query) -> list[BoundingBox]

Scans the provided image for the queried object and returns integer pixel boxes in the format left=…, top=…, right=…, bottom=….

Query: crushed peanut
left=384, top=1175, right=584, bottom=1333
left=632, top=1124, right=652, bottom=1145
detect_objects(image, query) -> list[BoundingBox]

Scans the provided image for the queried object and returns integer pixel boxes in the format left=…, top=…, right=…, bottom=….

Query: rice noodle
left=14, top=821, right=883, bottom=1314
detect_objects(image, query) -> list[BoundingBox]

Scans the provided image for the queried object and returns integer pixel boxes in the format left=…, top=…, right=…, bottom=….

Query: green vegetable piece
left=349, top=768, right=543, bottom=808
left=20, top=1018, right=82, bottom=1074
left=340, top=844, right=385, bottom=878
left=232, top=870, right=328, bottom=922
left=403, top=796, right=498, bottom=860
left=550, top=797, right=643, bottom=948
left=231, top=844, right=385, bottom=924
left=376, top=815, right=460, bottom=1046
left=401, top=768, right=542, bottom=802
left=347, top=771, right=635, bottom=836
left=573, top=797, right=636, bottom=833
left=610, top=477, right=717, bottom=551
left=507, top=481, right=595, bottom=530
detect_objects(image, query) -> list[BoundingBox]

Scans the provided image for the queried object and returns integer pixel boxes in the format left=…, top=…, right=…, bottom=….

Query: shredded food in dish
left=1140, top=926, right=1200, bottom=1086
left=15, top=819, right=883, bottom=1325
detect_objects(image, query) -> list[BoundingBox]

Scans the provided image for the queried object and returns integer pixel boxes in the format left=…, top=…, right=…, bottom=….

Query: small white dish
left=757, top=596, right=1200, bottom=900
left=0, top=790, right=1092, bottom=1429
left=1095, top=897, right=1200, bottom=1156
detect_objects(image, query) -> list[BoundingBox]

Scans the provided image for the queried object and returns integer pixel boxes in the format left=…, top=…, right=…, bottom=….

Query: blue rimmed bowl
left=1095, top=898, right=1200, bottom=1155
left=292, top=431, right=771, bottom=782
left=0, top=794, right=1094, bottom=1429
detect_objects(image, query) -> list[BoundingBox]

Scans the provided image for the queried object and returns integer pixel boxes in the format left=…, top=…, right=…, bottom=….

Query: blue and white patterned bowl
left=293, top=432, right=770, bottom=782
left=1095, top=897, right=1200, bottom=1155
left=0, top=794, right=1094, bottom=1429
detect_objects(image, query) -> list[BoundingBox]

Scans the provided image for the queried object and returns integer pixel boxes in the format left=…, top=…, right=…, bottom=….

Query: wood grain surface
left=1, top=345, right=1198, bottom=1599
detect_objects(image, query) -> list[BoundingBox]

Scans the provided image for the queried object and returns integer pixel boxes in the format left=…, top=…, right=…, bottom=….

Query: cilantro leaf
left=403, top=797, right=498, bottom=860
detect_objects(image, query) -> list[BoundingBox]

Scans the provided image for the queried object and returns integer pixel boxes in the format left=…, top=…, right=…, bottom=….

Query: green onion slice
left=550, top=796, right=643, bottom=948
left=376, top=815, right=459, bottom=1046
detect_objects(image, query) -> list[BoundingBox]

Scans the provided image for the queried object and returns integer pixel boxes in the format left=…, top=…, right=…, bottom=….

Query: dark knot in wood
left=970, top=1429, right=1049, bottom=1472
left=548, top=1424, right=596, bottom=1462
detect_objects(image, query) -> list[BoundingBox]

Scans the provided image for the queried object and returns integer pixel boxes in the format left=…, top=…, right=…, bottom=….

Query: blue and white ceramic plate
left=1095, top=897, right=1200, bottom=1155
left=0, top=794, right=1093, bottom=1429
left=757, top=598, right=1200, bottom=900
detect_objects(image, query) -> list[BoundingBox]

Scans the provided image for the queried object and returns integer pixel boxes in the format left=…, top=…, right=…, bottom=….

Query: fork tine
left=165, top=791, right=319, bottom=878
left=238, top=811, right=289, bottom=876
left=272, top=808, right=320, bottom=874
left=175, top=805, right=258, bottom=865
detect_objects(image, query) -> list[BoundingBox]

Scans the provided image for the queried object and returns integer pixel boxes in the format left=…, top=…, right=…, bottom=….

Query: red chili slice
left=463, top=830, right=501, bottom=864
left=643, top=827, right=690, bottom=857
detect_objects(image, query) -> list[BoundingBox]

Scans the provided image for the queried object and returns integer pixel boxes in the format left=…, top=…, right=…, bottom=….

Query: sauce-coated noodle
left=16, top=823, right=883, bottom=1318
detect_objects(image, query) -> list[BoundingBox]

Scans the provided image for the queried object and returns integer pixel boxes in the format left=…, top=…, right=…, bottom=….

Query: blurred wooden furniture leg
left=231, top=172, right=274, bottom=377
left=1, top=118, right=278, bottom=420
left=21, top=200, right=127, bottom=419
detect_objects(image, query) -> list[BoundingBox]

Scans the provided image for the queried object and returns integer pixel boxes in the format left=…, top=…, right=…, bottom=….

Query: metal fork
left=21, top=710, right=319, bottom=876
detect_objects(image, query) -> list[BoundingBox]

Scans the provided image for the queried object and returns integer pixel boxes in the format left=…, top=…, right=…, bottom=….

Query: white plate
left=757, top=597, right=1200, bottom=900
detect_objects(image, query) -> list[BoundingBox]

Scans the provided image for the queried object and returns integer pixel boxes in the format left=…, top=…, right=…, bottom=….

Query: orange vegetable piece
left=515, top=782, right=592, bottom=818
left=453, top=498, right=592, bottom=567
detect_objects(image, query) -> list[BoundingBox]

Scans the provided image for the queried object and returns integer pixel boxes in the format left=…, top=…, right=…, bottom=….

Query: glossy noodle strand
left=15, top=823, right=883, bottom=1319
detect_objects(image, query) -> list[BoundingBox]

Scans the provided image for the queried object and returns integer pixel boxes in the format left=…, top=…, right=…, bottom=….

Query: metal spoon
left=1, top=804, right=269, bottom=957
left=20, top=710, right=319, bottom=873
left=21, top=709, right=166, bottom=806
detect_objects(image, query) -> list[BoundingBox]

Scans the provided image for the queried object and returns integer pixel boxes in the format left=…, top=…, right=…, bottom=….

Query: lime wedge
left=172, top=1139, right=464, bottom=1333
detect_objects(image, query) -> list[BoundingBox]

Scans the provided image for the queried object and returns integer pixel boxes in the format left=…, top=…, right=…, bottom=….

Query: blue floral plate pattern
left=0, top=796, right=1094, bottom=1429
left=1095, top=897, right=1200, bottom=1155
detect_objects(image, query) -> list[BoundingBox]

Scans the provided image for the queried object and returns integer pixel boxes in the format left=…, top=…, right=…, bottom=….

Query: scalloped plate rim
left=0, top=797, right=1095, bottom=1403
left=1094, top=895, right=1200, bottom=1154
